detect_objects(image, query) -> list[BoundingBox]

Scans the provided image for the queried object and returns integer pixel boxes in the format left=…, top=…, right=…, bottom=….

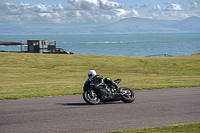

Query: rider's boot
left=112, top=81, right=119, bottom=91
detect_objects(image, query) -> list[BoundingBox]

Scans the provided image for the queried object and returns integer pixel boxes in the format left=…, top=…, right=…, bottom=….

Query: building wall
left=28, top=40, right=56, bottom=53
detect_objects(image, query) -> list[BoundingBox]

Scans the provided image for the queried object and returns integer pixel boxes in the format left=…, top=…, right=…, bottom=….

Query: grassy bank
left=0, top=52, right=199, bottom=100
left=0, top=41, right=10, bottom=43
left=106, top=122, right=200, bottom=133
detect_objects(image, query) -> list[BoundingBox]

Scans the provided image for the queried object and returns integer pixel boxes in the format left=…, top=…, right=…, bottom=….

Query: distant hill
left=169, top=16, right=200, bottom=31
left=87, top=16, right=200, bottom=33
left=0, top=16, right=200, bottom=34
left=87, top=17, right=179, bottom=33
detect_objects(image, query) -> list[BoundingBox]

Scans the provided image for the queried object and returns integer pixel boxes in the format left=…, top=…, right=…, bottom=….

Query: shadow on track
left=55, top=101, right=124, bottom=106
left=55, top=103, right=88, bottom=106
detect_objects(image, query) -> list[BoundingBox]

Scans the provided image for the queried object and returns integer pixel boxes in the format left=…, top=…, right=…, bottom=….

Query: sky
left=0, top=0, right=199, bottom=29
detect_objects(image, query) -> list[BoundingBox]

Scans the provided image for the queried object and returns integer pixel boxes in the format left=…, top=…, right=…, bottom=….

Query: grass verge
left=106, top=122, right=200, bottom=133
left=0, top=52, right=200, bottom=100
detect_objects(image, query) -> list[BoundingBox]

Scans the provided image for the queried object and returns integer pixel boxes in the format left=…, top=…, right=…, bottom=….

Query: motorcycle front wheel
left=83, top=89, right=101, bottom=105
left=120, top=87, right=135, bottom=103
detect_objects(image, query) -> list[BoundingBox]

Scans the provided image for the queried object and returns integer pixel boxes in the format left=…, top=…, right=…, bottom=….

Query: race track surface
left=0, top=87, right=200, bottom=133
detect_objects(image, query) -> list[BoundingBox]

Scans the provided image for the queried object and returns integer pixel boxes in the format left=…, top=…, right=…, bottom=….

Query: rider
left=88, top=70, right=119, bottom=92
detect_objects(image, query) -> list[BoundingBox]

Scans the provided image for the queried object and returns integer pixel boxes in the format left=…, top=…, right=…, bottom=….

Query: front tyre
left=83, top=89, right=100, bottom=105
left=120, top=87, right=135, bottom=103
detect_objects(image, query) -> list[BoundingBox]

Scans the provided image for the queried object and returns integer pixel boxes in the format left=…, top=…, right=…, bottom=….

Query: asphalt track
left=0, top=87, right=200, bottom=133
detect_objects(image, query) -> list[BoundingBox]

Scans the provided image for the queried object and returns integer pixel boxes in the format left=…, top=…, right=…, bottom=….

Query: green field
left=0, top=52, right=200, bottom=100
left=106, top=122, right=200, bottom=133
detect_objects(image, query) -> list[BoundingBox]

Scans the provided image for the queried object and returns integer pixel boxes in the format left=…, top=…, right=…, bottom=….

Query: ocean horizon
left=0, top=33, right=200, bottom=57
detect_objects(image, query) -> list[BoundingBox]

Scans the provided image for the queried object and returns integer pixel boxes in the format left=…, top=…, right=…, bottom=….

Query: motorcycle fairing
left=83, top=78, right=121, bottom=102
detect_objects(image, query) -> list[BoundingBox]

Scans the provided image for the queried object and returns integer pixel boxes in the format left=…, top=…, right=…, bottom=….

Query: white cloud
left=52, top=4, right=64, bottom=11
left=190, top=1, right=198, bottom=10
left=165, top=1, right=182, bottom=11
left=153, top=5, right=162, bottom=11
left=0, top=2, right=64, bottom=15
left=1, top=0, right=199, bottom=28
left=99, top=0, right=124, bottom=9
left=140, top=3, right=149, bottom=8
left=153, top=1, right=182, bottom=11
left=0, top=0, right=140, bottom=27
left=67, top=0, right=124, bottom=10
left=67, top=0, right=99, bottom=10
left=150, top=11, right=189, bottom=20
left=116, top=9, right=139, bottom=18
left=149, top=1, right=199, bottom=20
left=64, top=10, right=81, bottom=17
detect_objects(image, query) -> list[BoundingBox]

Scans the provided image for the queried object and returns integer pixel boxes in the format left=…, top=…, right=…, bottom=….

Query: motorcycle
left=83, top=77, right=135, bottom=105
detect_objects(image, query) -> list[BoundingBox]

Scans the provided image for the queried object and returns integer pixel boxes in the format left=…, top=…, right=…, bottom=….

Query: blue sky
left=0, top=0, right=199, bottom=28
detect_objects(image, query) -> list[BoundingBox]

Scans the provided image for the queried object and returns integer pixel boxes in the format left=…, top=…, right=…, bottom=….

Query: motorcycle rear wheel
left=83, top=89, right=101, bottom=105
left=120, top=87, right=135, bottom=103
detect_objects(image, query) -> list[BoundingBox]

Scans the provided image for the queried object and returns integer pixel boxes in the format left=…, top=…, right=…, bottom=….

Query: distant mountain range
left=1, top=16, right=200, bottom=34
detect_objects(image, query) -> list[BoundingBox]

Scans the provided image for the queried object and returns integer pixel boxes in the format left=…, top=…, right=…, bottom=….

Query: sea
left=0, top=33, right=200, bottom=57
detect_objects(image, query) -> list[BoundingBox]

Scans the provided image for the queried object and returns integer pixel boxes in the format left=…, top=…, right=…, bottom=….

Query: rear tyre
left=120, top=87, right=135, bottom=103
left=83, top=89, right=100, bottom=105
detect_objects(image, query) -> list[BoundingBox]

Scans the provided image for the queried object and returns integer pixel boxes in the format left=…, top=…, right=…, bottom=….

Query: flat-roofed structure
left=27, top=40, right=56, bottom=53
